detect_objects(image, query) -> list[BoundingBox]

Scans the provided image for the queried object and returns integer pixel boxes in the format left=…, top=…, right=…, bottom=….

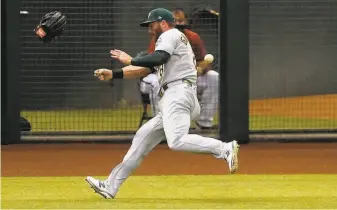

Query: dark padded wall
left=250, top=0, right=337, bottom=99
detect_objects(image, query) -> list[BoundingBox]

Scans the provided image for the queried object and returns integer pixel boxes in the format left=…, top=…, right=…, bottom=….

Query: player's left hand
left=197, top=66, right=206, bottom=76
left=110, top=49, right=132, bottom=65
left=94, top=68, right=113, bottom=81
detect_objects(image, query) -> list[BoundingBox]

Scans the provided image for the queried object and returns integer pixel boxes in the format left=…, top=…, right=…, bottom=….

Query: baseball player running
left=141, top=8, right=219, bottom=129
left=86, top=8, right=239, bottom=199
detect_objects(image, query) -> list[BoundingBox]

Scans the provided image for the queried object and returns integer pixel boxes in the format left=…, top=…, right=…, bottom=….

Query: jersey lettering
left=181, top=34, right=189, bottom=45
left=154, top=28, right=197, bottom=86
left=157, top=65, right=165, bottom=83
left=193, top=55, right=197, bottom=70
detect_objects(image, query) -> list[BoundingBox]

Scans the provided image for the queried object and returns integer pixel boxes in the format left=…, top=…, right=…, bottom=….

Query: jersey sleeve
left=154, top=30, right=176, bottom=55
left=189, top=33, right=206, bottom=62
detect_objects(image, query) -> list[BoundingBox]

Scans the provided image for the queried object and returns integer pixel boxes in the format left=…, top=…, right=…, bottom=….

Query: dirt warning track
left=2, top=142, right=337, bottom=177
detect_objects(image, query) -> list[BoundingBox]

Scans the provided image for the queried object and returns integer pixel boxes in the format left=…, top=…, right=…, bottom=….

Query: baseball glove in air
left=34, top=11, right=67, bottom=43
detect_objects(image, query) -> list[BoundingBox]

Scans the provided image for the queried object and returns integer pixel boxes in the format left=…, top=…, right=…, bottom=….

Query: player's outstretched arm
left=94, top=65, right=152, bottom=81
left=121, top=65, right=153, bottom=79
left=110, top=49, right=170, bottom=68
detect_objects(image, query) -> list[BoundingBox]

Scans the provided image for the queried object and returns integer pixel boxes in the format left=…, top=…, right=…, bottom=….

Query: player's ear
left=147, top=25, right=152, bottom=35
left=160, top=20, right=166, bottom=29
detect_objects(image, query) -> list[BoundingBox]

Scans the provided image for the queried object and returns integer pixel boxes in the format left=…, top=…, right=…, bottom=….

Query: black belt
left=159, top=79, right=194, bottom=97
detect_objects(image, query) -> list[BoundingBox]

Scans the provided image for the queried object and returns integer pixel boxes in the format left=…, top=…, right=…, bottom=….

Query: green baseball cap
left=140, top=8, right=175, bottom=27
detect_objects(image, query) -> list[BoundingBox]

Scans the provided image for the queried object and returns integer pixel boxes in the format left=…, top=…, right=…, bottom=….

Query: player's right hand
left=196, top=66, right=203, bottom=76
left=94, top=68, right=113, bottom=81
left=110, top=49, right=132, bottom=65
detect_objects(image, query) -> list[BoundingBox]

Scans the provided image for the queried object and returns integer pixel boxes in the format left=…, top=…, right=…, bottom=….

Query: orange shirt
left=148, top=29, right=207, bottom=62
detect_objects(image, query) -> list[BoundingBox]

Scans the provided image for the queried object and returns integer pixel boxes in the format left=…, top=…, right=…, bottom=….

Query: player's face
left=174, top=11, right=187, bottom=25
left=147, top=24, right=155, bottom=37
left=148, top=21, right=163, bottom=41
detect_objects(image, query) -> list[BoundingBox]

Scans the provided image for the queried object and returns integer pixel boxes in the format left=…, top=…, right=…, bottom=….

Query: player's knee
left=205, top=70, right=219, bottom=89
left=167, top=140, right=181, bottom=151
left=167, top=136, right=185, bottom=151
left=139, top=82, right=151, bottom=94
left=207, top=70, right=219, bottom=81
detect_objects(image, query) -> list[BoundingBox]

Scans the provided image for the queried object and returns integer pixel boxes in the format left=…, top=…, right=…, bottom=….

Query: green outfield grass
left=2, top=175, right=337, bottom=209
left=21, top=108, right=337, bottom=132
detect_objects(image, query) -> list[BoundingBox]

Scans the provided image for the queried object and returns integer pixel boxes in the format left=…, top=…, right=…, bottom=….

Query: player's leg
left=106, top=114, right=164, bottom=196
left=139, top=79, right=152, bottom=94
left=196, top=70, right=219, bottom=128
left=149, top=81, right=160, bottom=116
left=140, top=74, right=160, bottom=116
left=86, top=113, right=165, bottom=198
left=161, top=84, right=239, bottom=173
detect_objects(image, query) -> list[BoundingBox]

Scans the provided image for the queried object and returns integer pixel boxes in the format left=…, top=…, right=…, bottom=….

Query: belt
left=159, top=79, right=194, bottom=97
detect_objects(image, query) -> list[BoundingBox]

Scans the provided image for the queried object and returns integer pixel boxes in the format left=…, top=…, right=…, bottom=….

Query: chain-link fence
left=20, top=0, right=337, bottom=140
left=20, top=0, right=220, bottom=138
left=249, top=0, right=337, bottom=132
